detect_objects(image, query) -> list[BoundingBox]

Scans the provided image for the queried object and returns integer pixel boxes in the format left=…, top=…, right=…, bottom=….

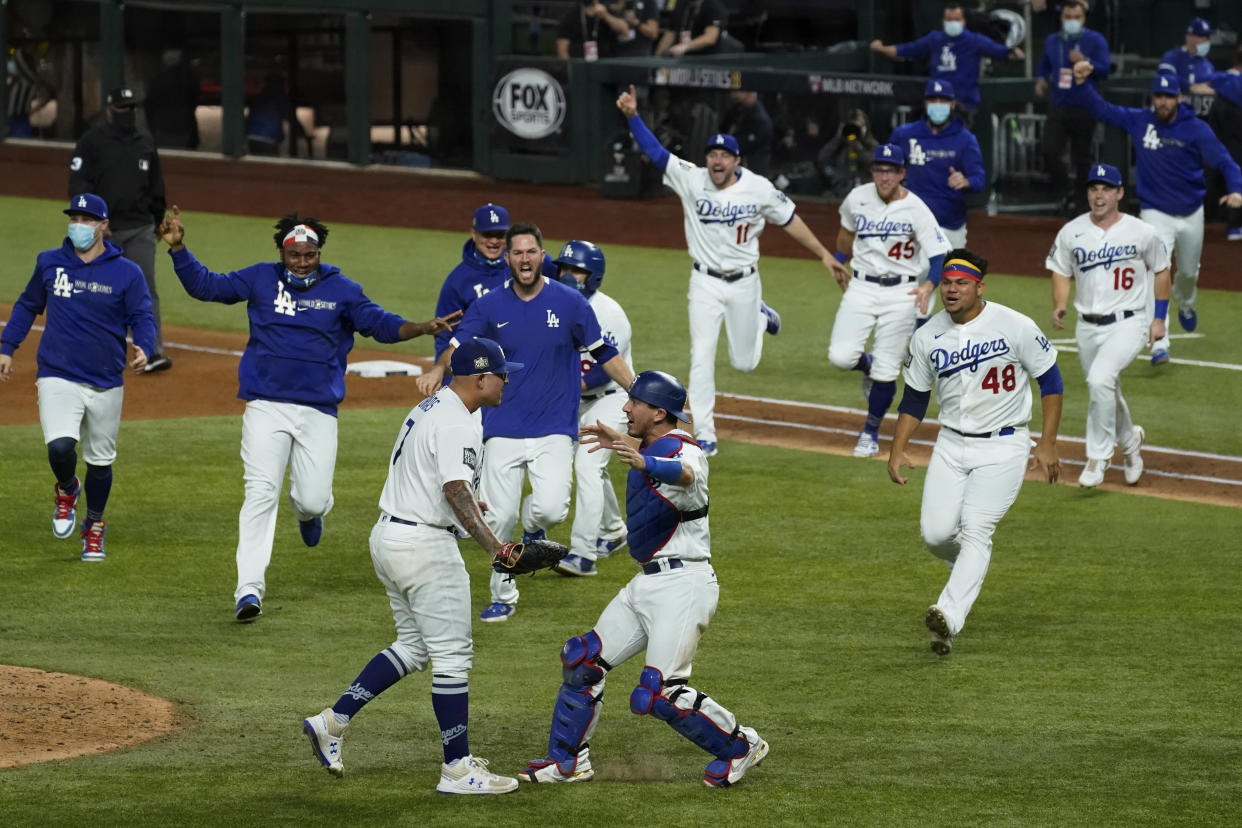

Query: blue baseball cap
left=705, top=133, right=740, bottom=156
left=472, top=203, right=509, bottom=233
left=1186, top=17, right=1211, bottom=37
left=64, top=193, right=109, bottom=220
left=924, top=79, right=956, bottom=100
left=1087, top=162, right=1122, bottom=187
left=451, top=337, right=523, bottom=377
left=1152, top=73, right=1181, bottom=95
left=872, top=143, right=905, bottom=168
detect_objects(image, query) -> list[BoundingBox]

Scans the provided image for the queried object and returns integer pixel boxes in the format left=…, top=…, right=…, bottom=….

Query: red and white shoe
left=53, top=478, right=79, bottom=539
left=81, top=521, right=107, bottom=562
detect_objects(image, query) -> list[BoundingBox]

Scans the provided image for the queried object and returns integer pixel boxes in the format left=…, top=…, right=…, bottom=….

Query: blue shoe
left=697, top=439, right=718, bottom=458
left=595, top=536, right=627, bottom=557
left=521, top=527, right=546, bottom=544
left=555, top=554, right=598, bottom=577
left=760, top=302, right=781, bottom=335
left=1150, top=349, right=1170, bottom=366
left=1177, top=307, right=1197, bottom=332
left=299, top=516, right=323, bottom=547
left=1228, top=226, right=1242, bottom=242
left=480, top=602, right=515, bottom=622
left=235, top=594, right=262, bottom=622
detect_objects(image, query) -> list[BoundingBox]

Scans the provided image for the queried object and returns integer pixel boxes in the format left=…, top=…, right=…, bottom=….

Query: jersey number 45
left=887, top=241, right=916, bottom=260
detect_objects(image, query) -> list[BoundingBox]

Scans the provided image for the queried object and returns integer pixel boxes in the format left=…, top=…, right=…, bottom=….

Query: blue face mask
left=1062, top=19, right=1083, bottom=37
left=943, top=21, right=964, bottom=37
left=67, top=223, right=97, bottom=251
left=1195, top=41, right=1211, bottom=58
left=283, top=267, right=319, bottom=290
left=927, top=103, right=953, bottom=125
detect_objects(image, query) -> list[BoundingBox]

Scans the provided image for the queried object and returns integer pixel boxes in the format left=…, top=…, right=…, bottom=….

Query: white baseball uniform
left=829, top=184, right=951, bottom=382
left=571, top=289, right=633, bottom=562
left=1046, top=212, right=1169, bottom=461
left=903, top=300, right=1059, bottom=636
left=1138, top=206, right=1200, bottom=355
left=36, top=377, right=124, bottom=466
left=661, top=154, right=796, bottom=444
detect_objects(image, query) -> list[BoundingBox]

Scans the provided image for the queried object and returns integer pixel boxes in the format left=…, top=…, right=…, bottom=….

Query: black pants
left=1043, top=106, right=1096, bottom=209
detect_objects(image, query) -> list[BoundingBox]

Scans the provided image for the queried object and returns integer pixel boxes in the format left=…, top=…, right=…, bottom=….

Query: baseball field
left=1, top=187, right=1240, bottom=826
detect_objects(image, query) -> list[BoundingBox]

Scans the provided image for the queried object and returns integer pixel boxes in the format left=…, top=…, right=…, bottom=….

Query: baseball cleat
left=1078, top=458, right=1107, bottom=488
left=1122, top=425, right=1145, bottom=486
left=299, top=516, right=323, bottom=547
left=303, top=708, right=347, bottom=777
left=53, top=478, right=80, bottom=539
left=1150, top=349, right=1169, bottom=366
left=703, top=727, right=768, bottom=787
left=235, top=594, right=262, bottom=622
left=437, top=755, right=518, bottom=795
left=1177, top=307, right=1197, bottom=332
left=521, top=527, right=546, bottom=544
left=596, top=535, right=627, bottom=557
left=80, top=520, right=107, bottom=562
left=142, top=354, right=173, bottom=373
left=479, top=602, right=515, bottom=622
left=555, top=553, right=598, bottom=577
left=760, top=302, right=781, bottom=335
left=925, top=605, right=954, bottom=656
left=518, top=753, right=595, bottom=784
left=697, top=439, right=718, bottom=457
left=852, top=430, right=879, bottom=458
left=1227, top=226, right=1242, bottom=242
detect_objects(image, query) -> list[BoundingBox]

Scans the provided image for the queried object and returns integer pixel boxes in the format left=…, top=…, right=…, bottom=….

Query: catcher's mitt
left=492, top=539, right=568, bottom=575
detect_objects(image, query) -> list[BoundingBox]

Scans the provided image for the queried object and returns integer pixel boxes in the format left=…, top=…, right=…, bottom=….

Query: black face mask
left=111, top=109, right=136, bottom=133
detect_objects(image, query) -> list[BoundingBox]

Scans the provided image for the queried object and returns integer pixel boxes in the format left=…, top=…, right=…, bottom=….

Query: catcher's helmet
left=554, top=240, right=606, bottom=298
left=628, top=370, right=691, bottom=423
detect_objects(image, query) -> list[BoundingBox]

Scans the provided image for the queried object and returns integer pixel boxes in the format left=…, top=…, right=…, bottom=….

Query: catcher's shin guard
left=629, top=666, right=749, bottom=761
left=545, top=631, right=609, bottom=771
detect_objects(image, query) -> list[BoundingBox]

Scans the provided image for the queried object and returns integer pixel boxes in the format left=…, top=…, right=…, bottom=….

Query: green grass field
left=1, top=196, right=1240, bottom=825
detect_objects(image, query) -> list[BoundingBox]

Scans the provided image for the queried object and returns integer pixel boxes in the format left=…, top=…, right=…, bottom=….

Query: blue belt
left=945, top=425, right=1017, bottom=439
left=1080, top=309, right=1137, bottom=325
left=383, top=513, right=456, bottom=534
left=694, top=262, right=756, bottom=282
left=855, top=271, right=915, bottom=287
left=641, top=558, right=684, bottom=575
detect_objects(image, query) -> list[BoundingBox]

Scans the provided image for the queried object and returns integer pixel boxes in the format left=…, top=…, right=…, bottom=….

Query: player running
left=615, top=84, right=842, bottom=457
left=889, top=249, right=1063, bottom=656
left=517, top=371, right=768, bottom=788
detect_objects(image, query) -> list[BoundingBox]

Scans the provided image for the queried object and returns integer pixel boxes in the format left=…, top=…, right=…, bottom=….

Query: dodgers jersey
left=840, top=184, right=951, bottom=277
left=2, top=239, right=156, bottom=388
left=170, top=247, right=408, bottom=415
left=889, top=117, right=986, bottom=231
left=378, top=385, right=482, bottom=532
left=625, top=430, right=710, bottom=563
left=451, top=277, right=604, bottom=440
left=579, top=289, right=633, bottom=396
left=1046, top=213, right=1170, bottom=316
left=904, top=301, right=1058, bottom=434
left=662, top=154, right=796, bottom=272
left=894, top=28, right=1011, bottom=111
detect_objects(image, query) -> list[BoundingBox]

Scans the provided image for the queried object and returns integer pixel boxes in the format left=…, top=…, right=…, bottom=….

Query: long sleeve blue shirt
left=169, top=247, right=408, bottom=415
left=1203, top=70, right=1242, bottom=109
left=895, top=28, right=1011, bottom=111
left=889, top=117, right=986, bottom=230
left=1158, top=47, right=1214, bottom=90
left=1037, top=28, right=1110, bottom=108
left=2, top=239, right=156, bottom=388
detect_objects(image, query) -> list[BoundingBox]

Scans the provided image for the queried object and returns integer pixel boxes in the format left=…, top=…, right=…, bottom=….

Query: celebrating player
left=302, top=338, right=523, bottom=794
left=1073, top=62, right=1242, bottom=363
left=416, top=222, right=635, bottom=621
left=827, top=143, right=952, bottom=458
left=518, top=370, right=768, bottom=788
left=1, top=194, right=155, bottom=562
left=1047, top=164, right=1171, bottom=488
left=889, top=249, right=1063, bottom=656
left=555, top=240, right=633, bottom=577
left=158, top=207, right=460, bottom=621
left=615, top=84, right=842, bottom=457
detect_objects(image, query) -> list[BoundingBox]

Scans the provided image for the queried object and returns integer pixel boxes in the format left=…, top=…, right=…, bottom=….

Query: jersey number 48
left=980, top=364, right=1017, bottom=394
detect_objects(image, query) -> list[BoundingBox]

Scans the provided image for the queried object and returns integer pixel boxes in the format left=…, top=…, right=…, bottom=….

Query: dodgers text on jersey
left=931, top=336, right=1012, bottom=376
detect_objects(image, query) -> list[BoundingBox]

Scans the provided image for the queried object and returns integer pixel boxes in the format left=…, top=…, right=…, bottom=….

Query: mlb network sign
left=493, top=67, right=566, bottom=140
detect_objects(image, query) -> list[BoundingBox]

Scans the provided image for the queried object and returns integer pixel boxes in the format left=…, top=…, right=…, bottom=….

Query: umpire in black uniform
left=69, top=86, right=171, bottom=372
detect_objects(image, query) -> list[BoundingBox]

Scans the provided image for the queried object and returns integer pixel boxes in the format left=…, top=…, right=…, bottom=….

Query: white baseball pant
left=827, top=277, right=918, bottom=382
left=480, top=434, right=574, bottom=605
left=235, top=399, right=337, bottom=603
left=570, top=392, right=628, bottom=562
left=369, top=516, right=473, bottom=676
left=1140, top=206, right=1202, bottom=354
left=920, top=427, right=1030, bottom=636
left=36, top=377, right=123, bottom=465
left=687, top=269, right=766, bottom=444
left=1075, top=314, right=1145, bottom=461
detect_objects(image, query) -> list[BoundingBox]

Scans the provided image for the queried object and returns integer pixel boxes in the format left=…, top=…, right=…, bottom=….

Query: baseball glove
left=491, top=539, right=569, bottom=575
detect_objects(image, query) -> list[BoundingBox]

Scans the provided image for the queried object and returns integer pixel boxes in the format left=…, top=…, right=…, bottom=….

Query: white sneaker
left=853, top=431, right=879, bottom=458
left=1122, top=425, right=1145, bottom=486
left=703, top=726, right=769, bottom=787
left=303, top=708, right=348, bottom=777
left=437, top=755, right=519, bottom=795
left=518, top=751, right=595, bottom=783
left=1078, top=458, right=1107, bottom=488
left=925, top=605, right=954, bottom=656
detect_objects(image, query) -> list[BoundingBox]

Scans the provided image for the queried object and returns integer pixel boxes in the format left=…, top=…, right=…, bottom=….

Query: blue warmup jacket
left=169, top=247, right=408, bottom=415
left=894, top=29, right=1011, bottom=111
left=1081, top=84, right=1242, bottom=214
left=1158, top=48, right=1214, bottom=90
left=2, top=239, right=156, bottom=388
left=889, top=117, right=985, bottom=230
left=1204, top=70, right=1242, bottom=109
left=1037, top=28, right=1110, bottom=108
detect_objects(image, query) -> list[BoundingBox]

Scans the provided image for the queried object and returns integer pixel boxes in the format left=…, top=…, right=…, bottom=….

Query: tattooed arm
left=443, top=480, right=502, bottom=556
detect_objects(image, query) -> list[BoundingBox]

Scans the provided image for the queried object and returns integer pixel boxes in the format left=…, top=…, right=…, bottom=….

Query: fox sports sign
left=493, top=68, right=566, bottom=140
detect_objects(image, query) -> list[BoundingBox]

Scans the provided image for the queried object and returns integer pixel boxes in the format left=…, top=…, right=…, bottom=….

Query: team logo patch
left=463, top=448, right=478, bottom=470
left=474, top=355, right=489, bottom=369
